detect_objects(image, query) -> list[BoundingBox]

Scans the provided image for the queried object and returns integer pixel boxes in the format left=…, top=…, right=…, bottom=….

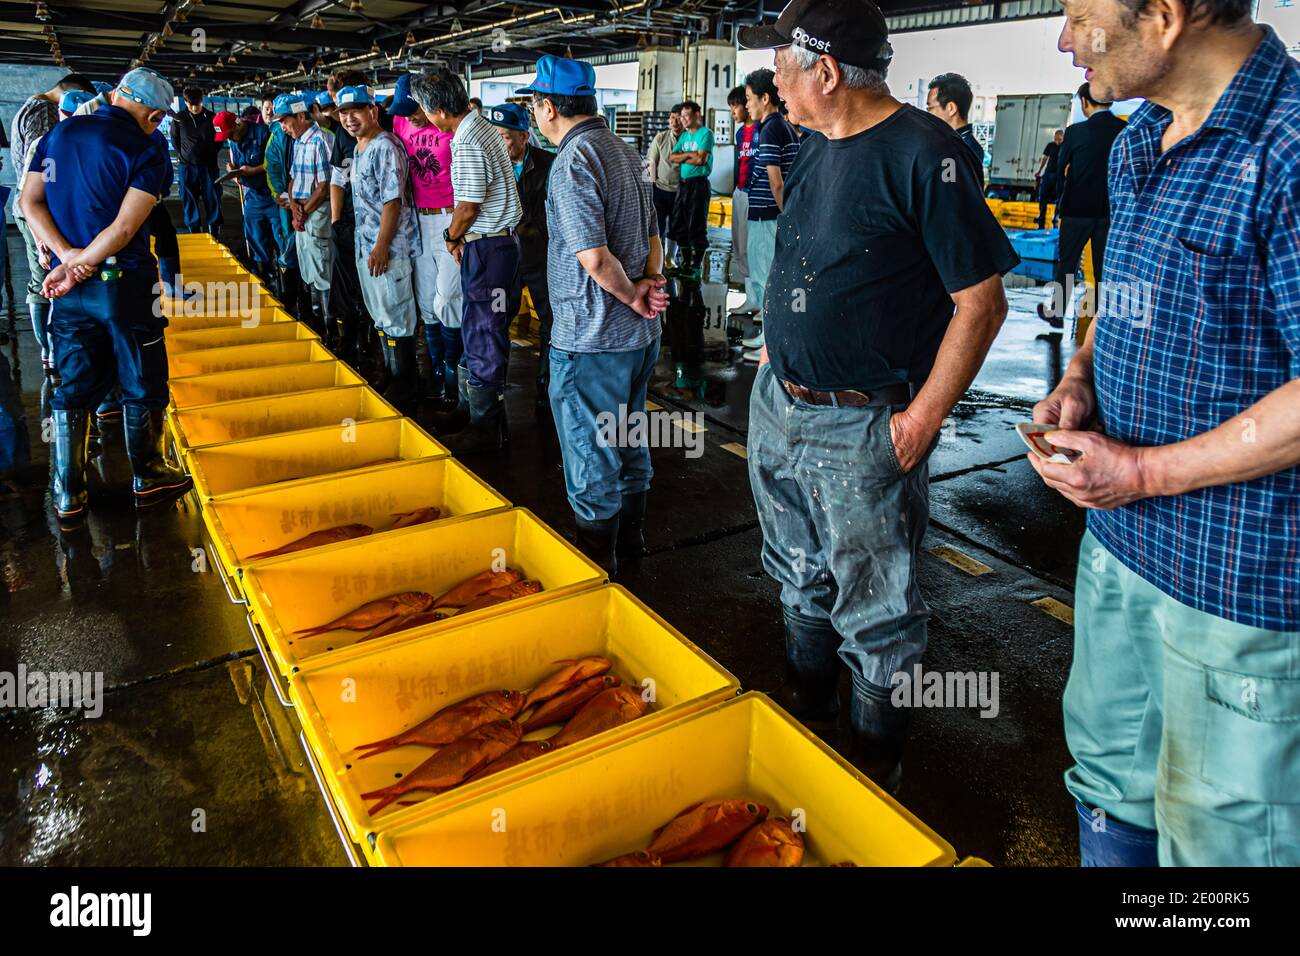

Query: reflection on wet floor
left=0, top=204, right=1084, bottom=866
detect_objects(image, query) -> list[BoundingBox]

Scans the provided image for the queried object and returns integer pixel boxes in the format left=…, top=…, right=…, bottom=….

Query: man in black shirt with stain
left=740, top=0, right=1017, bottom=790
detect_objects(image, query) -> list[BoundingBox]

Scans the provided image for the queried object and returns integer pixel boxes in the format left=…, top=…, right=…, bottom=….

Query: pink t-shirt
left=392, top=115, right=454, bottom=209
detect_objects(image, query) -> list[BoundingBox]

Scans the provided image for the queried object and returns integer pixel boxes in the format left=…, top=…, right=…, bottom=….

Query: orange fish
left=294, top=591, right=434, bottom=636
left=522, top=656, right=613, bottom=709
left=463, top=739, right=553, bottom=784
left=247, top=523, right=372, bottom=559
left=592, top=851, right=662, bottom=868
left=523, top=674, right=621, bottom=732
left=454, top=579, right=542, bottom=616
left=389, top=506, right=440, bottom=530
left=549, top=684, right=648, bottom=749
left=354, top=608, right=449, bottom=644
left=723, top=817, right=804, bottom=867
left=355, top=690, right=527, bottom=759
left=646, top=799, right=770, bottom=863
left=433, top=568, right=523, bottom=609
left=360, top=720, right=522, bottom=816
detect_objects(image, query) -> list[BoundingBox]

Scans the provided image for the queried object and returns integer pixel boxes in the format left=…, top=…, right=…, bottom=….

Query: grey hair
left=790, top=44, right=889, bottom=93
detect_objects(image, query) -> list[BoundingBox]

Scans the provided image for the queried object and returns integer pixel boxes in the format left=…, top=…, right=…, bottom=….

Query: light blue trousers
left=1065, top=530, right=1300, bottom=866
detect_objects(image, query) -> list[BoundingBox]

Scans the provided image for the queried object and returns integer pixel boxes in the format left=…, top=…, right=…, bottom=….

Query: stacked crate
left=164, top=232, right=981, bottom=867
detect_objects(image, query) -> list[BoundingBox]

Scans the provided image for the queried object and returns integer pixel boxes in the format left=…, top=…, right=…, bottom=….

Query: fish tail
left=363, top=787, right=403, bottom=816
left=354, top=733, right=403, bottom=758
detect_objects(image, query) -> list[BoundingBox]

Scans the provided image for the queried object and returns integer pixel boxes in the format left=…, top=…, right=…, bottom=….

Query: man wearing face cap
left=486, top=102, right=556, bottom=413
left=20, top=68, right=194, bottom=525
left=738, top=0, right=1017, bottom=790
left=215, top=108, right=280, bottom=286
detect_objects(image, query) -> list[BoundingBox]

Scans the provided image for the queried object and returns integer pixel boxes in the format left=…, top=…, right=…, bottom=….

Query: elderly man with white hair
left=739, top=0, right=1017, bottom=791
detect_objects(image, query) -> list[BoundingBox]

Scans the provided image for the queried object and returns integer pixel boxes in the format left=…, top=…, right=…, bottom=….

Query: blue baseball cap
left=92, top=80, right=114, bottom=95
left=485, top=103, right=529, bottom=132
left=388, top=74, right=419, bottom=117
left=117, top=68, right=175, bottom=113
left=271, top=92, right=310, bottom=120
left=315, top=90, right=334, bottom=107
left=515, top=55, right=596, bottom=97
left=59, top=90, right=94, bottom=114
left=334, top=85, right=375, bottom=110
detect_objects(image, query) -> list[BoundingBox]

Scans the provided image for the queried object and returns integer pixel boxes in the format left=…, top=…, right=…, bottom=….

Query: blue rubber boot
left=1076, top=800, right=1159, bottom=866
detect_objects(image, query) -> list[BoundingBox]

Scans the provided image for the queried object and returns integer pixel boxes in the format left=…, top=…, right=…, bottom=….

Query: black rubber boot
left=30, top=304, right=53, bottom=373
left=306, top=286, right=329, bottom=336
left=95, top=387, right=122, bottom=424
left=575, top=514, right=619, bottom=577
left=427, top=362, right=470, bottom=434
left=440, top=381, right=506, bottom=455
left=770, top=607, right=841, bottom=728
left=848, top=677, right=910, bottom=794
left=615, top=491, right=647, bottom=560
left=123, top=405, right=193, bottom=503
left=52, top=408, right=90, bottom=523
left=380, top=336, right=418, bottom=412
left=333, top=308, right=359, bottom=365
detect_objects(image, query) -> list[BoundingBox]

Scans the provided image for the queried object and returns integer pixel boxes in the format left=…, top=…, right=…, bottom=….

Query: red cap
left=213, top=110, right=238, bottom=142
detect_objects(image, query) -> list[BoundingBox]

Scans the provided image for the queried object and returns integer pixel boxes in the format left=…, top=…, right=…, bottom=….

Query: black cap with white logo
left=738, top=0, right=892, bottom=73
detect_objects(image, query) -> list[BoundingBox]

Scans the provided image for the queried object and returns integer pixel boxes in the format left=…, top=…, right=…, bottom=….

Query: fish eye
left=747, top=803, right=760, bottom=814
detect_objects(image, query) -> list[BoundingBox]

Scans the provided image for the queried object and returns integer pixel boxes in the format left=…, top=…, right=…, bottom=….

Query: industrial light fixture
left=35, top=2, right=50, bottom=20
left=226, top=52, right=237, bottom=63
left=176, top=11, right=187, bottom=24
left=314, top=57, right=325, bottom=70
left=450, top=18, right=462, bottom=32
left=370, top=40, right=381, bottom=55
left=260, top=40, right=270, bottom=50
left=297, top=60, right=306, bottom=73
left=163, top=22, right=174, bottom=37
left=216, top=57, right=225, bottom=67
left=349, top=0, right=365, bottom=12
left=310, top=14, right=325, bottom=29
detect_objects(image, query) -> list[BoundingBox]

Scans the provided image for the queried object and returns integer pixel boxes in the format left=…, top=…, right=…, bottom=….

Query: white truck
left=987, top=92, right=1073, bottom=199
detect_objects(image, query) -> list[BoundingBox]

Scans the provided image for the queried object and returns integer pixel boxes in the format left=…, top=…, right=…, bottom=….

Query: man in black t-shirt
left=1041, top=83, right=1125, bottom=327
left=1035, top=128, right=1064, bottom=228
left=740, top=0, right=1017, bottom=791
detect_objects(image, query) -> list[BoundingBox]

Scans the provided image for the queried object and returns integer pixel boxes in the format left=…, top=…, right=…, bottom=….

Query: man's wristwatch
left=443, top=228, right=462, bottom=244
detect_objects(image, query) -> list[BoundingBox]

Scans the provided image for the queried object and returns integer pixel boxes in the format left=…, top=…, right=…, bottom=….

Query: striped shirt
left=450, top=108, right=521, bottom=234
left=747, top=112, right=799, bottom=220
left=546, top=117, right=659, bottom=353
left=289, top=123, right=332, bottom=200
left=1089, top=26, right=1300, bottom=630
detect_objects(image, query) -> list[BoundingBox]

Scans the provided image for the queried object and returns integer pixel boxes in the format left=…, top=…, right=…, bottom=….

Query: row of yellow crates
left=165, top=234, right=983, bottom=867
left=986, top=198, right=1054, bottom=231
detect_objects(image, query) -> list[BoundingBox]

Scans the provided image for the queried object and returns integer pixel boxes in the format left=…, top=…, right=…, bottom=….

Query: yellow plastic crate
left=202, top=457, right=510, bottom=598
left=163, top=307, right=298, bottom=334
left=292, top=583, right=737, bottom=854
left=168, top=360, right=364, bottom=409
left=370, top=692, right=959, bottom=867
left=241, top=507, right=606, bottom=682
left=188, top=416, right=448, bottom=500
left=166, top=321, right=318, bottom=355
left=167, top=340, right=332, bottom=378
left=172, top=385, right=397, bottom=452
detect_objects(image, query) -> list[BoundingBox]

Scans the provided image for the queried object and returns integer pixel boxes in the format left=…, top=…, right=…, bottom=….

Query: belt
left=782, top=379, right=914, bottom=408
left=418, top=206, right=454, bottom=215
left=464, top=228, right=513, bottom=243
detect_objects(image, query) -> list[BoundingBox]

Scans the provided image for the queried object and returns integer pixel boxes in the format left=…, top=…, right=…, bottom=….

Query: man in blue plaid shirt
left=1033, top=0, right=1299, bottom=866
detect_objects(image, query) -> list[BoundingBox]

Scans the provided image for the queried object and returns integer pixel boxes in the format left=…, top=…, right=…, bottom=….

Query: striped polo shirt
left=747, top=112, right=800, bottom=221
left=450, top=108, right=522, bottom=234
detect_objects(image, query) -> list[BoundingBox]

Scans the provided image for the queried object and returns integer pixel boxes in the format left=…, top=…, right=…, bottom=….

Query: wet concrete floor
left=0, top=198, right=1085, bottom=866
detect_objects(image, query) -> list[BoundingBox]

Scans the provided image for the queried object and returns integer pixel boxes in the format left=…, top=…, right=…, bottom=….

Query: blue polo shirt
left=228, top=121, right=271, bottom=196
left=29, top=104, right=168, bottom=270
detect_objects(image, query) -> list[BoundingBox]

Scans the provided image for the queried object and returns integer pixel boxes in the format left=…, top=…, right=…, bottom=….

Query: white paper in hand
left=1016, top=422, right=1082, bottom=464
